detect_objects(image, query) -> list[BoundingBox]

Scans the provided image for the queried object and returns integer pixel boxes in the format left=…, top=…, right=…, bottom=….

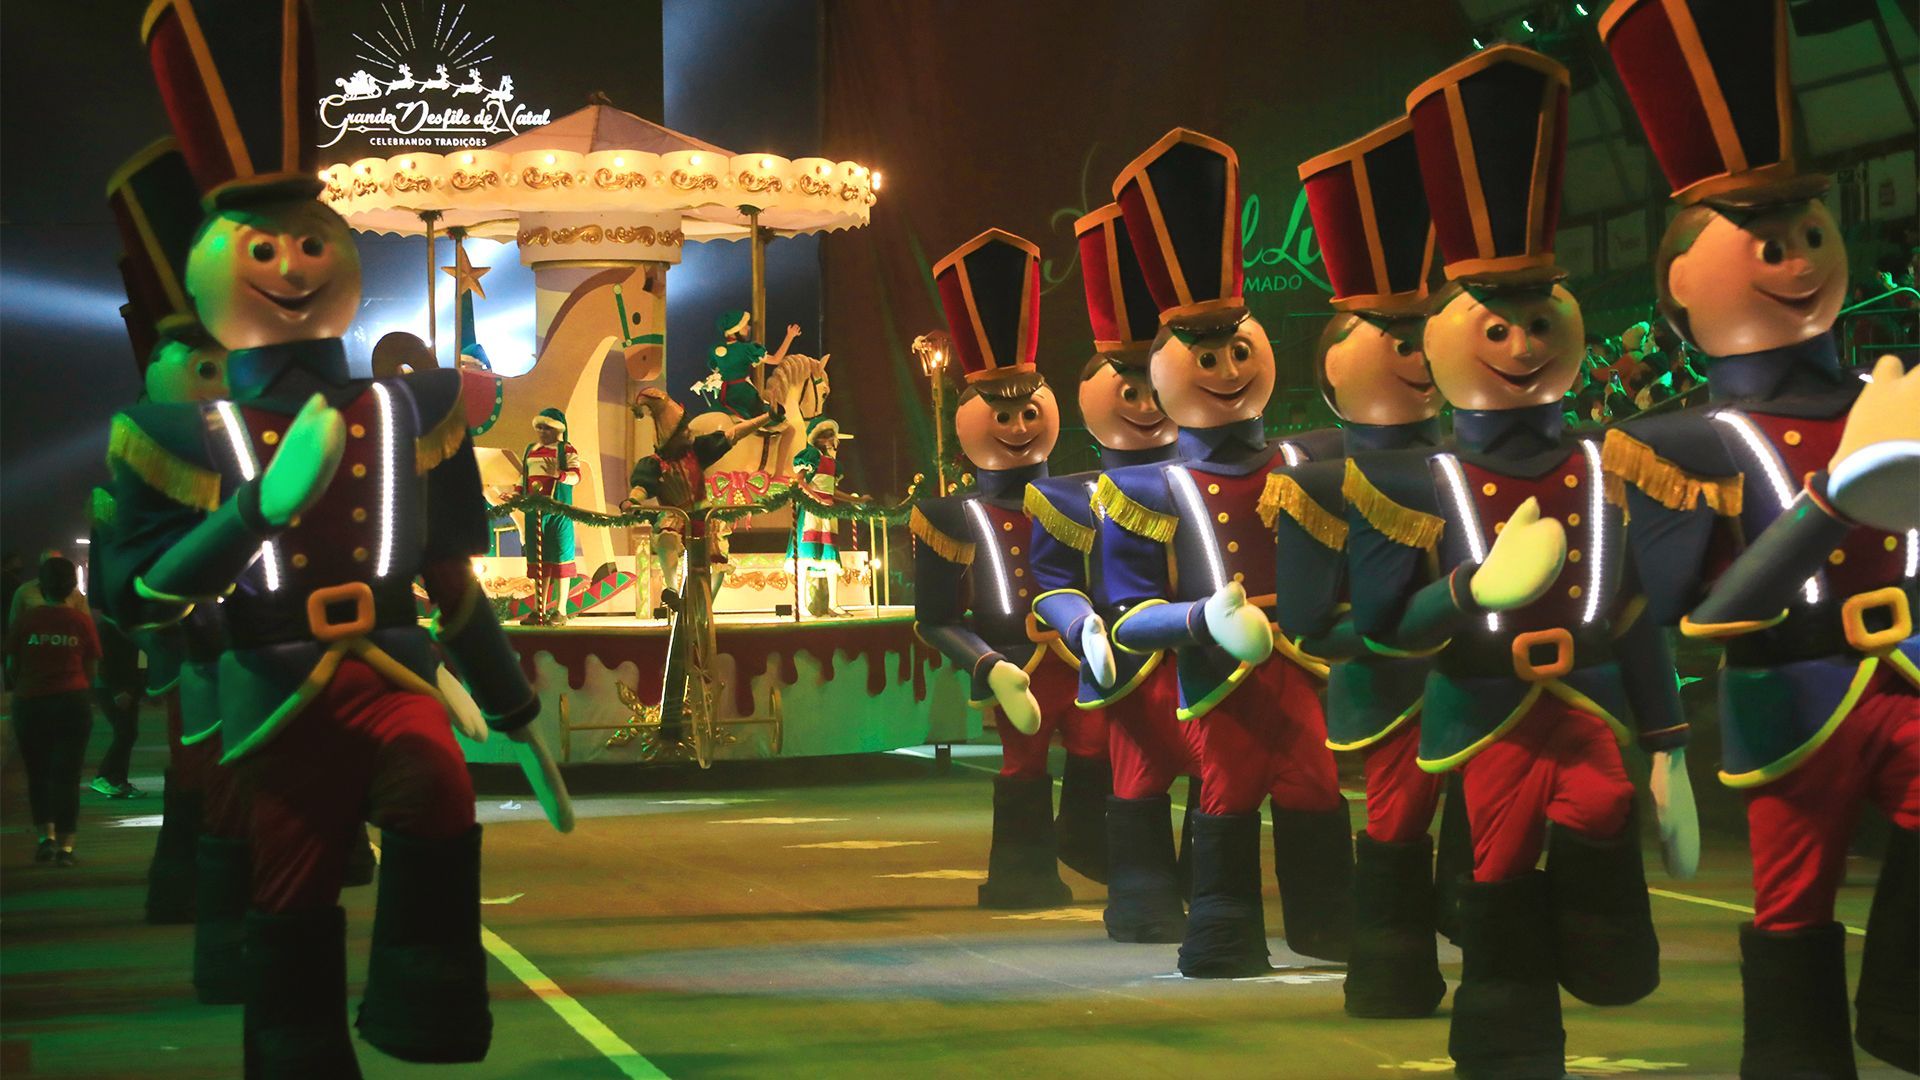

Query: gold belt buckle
left=1511, top=627, right=1575, bottom=682
left=1841, top=587, right=1911, bottom=657
left=306, top=582, right=376, bottom=643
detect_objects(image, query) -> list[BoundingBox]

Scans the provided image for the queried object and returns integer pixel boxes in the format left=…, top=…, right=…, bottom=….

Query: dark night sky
left=0, top=0, right=824, bottom=563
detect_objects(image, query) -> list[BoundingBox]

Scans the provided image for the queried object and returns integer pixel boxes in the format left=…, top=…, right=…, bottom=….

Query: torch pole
left=421, top=211, right=442, bottom=361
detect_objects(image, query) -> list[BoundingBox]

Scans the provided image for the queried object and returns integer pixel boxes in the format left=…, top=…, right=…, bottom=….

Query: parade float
left=321, top=99, right=977, bottom=766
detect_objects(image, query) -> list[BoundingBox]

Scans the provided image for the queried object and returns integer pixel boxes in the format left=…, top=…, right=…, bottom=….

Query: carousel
left=320, top=98, right=976, bottom=768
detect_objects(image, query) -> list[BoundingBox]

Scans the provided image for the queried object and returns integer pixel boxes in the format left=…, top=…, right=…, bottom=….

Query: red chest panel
left=1459, top=451, right=1608, bottom=632
left=1185, top=466, right=1277, bottom=598
left=241, top=390, right=394, bottom=588
left=1740, top=410, right=1908, bottom=596
left=970, top=502, right=1038, bottom=612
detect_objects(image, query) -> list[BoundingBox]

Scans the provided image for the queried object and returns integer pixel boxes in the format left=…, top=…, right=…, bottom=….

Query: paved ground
left=0, top=707, right=1900, bottom=1079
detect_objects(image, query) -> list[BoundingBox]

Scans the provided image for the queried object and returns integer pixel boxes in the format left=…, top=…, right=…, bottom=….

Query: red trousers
left=1460, top=694, right=1634, bottom=882
left=1362, top=721, right=1444, bottom=844
left=164, top=692, right=251, bottom=839
left=245, top=657, right=475, bottom=913
left=1193, top=657, right=1341, bottom=815
left=1108, top=663, right=1198, bottom=799
left=996, top=652, right=1109, bottom=779
left=1746, top=666, right=1919, bottom=930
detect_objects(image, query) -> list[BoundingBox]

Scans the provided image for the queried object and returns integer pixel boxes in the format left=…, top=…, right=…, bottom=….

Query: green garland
left=488, top=483, right=922, bottom=528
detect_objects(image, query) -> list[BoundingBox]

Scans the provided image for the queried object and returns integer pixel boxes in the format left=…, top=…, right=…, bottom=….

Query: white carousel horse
left=688, top=351, right=831, bottom=479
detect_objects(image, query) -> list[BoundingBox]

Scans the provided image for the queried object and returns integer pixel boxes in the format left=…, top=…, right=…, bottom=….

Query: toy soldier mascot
left=915, top=229, right=1111, bottom=903
left=101, top=2, right=570, bottom=1073
left=1029, top=204, right=1186, bottom=938
left=518, top=408, right=580, bottom=625
left=1096, top=129, right=1352, bottom=976
left=1285, top=116, right=1455, bottom=1017
left=1344, top=46, right=1698, bottom=1078
left=1600, top=1, right=1920, bottom=1073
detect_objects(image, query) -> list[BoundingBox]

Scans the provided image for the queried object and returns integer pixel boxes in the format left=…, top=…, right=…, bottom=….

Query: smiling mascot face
left=1423, top=281, right=1584, bottom=412
left=186, top=198, right=363, bottom=350
left=1146, top=313, right=1276, bottom=429
left=1319, top=313, right=1441, bottom=426
left=1079, top=358, right=1177, bottom=452
left=954, top=380, right=1059, bottom=470
left=1659, top=199, right=1847, bottom=359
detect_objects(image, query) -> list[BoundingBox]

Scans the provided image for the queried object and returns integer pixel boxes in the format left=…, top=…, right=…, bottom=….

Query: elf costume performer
left=790, top=416, right=845, bottom=617
left=708, top=309, right=801, bottom=425
left=1096, top=129, right=1353, bottom=977
left=100, top=2, right=569, bottom=1074
left=1029, top=203, right=1187, bottom=939
left=1600, top=1, right=1920, bottom=1073
left=914, top=229, right=1111, bottom=903
left=1345, top=46, right=1698, bottom=1079
left=518, top=407, right=580, bottom=625
left=1284, top=115, right=1458, bottom=1018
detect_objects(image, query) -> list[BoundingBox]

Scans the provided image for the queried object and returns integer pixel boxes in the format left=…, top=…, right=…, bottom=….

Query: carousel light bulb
left=689, top=154, right=702, bottom=167
left=873, top=171, right=884, bottom=191
left=817, top=164, right=831, bottom=176
left=544, top=154, right=556, bottom=165
left=758, top=156, right=773, bottom=170
left=463, top=153, right=475, bottom=165
left=400, top=158, right=412, bottom=170
left=613, top=156, right=625, bottom=167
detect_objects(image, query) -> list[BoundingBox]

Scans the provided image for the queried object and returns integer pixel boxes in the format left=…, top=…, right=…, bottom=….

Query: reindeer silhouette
left=453, top=68, right=485, bottom=96
left=485, top=75, right=516, bottom=105
left=420, top=64, right=452, bottom=91
left=383, top=63, right=416, bottom=94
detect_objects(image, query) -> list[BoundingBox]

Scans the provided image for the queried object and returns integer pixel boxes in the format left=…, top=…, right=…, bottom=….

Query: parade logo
left=1241, top=190, right=1329, bottom=296
left=317, top=1, right=554, bottom=150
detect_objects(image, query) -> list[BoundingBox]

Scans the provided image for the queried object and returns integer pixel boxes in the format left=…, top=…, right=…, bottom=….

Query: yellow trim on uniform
left=1343, top=459, right=1443, bottom=550
left=1718, top=656, right=1882, bottom=789
left=1110, top=598, right=1170, bottom=656
left=1029, top=588, right=1090, bottom=627
left=1175, top=660, right=1257, bottom=722
left=415, top=391, right=470, bottom=474
left=1611, top=594, right=1648, bottom=638
left=1679, top=608, right=1790, bottom=640
left=1096, top=474, right=1178, bottom=543
left=431, top=581, right=483, bottom=641
left=909, top=507, right=975, bottom=566
left=1258, top=472, right=1348, bottom=550
left=968, top=645, right=1052, bottom=710
left=1418, top=684, right=1546, bottom=773
left=219, top=643, right=350, bottom=764
left=109, top=414, right=221, bottom=512
left=1601, top=429, right=1742, bottom=517
left=1542, top=679, right=1632, bottom=746
left=1024, top=485, right=1095, bottom=553
left=1327, top=697, right=1423, bottom=752
left=1364, top=635, right=1449, bottom=659
left=1273, top=628, right=1332, bottom=680
left=1079, top=649, right=1166, bottom=710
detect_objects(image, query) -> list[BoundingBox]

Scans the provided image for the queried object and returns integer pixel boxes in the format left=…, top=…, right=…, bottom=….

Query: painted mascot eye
left=301, top=236, right=324, bottom=257
left=1762, top=239, right=1785, bottom=265
left=251, top=241, right=275, bottom=262
left=1485, top=324, right=1509, bottom=343
left=1230, top=341, right=1251, bottom=363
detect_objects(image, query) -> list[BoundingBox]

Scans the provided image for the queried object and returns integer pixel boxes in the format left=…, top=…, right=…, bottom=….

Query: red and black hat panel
left=1113, top=129, right=1243, bottom=325
left=932, top=230, right=1041, bottom=383
left=143, top=0, right=319, bottom=206
left=117, top=262, right=162, bottom=371
left=1299, top=117, right=1435, bottom=314
left=1601, top=0, right=1797, bottom=204
left=1074, top=204, right=1160, bottom=354
left=107, top=139, right=202, bottom=325
left=1407, top=46, right=1569, bottom=283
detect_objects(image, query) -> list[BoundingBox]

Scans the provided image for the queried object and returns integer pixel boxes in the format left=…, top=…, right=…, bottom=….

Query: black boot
left=1176, top=777, right=1198, bottom=900
left=1055, top=754, right=1111, bottom=884
left=1178, top=811, right=1270, bottom=978
left=145, top=771, right=202, bottom=924
left=1345, top=832, right=1446, bottom=1018
left=1271, top=806, right=1354, bottom=962
left=1449, top=871, right=1565, bottom=1080
left=978, top=775, right=1074, bottom=909
left=1434, top=772, right=1472, bottom=944
left=242, top=906, right=360, bottom=1079
left=1856, top=827, right=1917, bottom=1074
left=194, top=836, right=250, bottom=1006
left=1544, top=819, right=1658, bottom=1005
left=1740, top=921, right=1857, bottom=1079
left=356, top=825, right=492, bottom=1063
left=342, top=823, right=376, bottom=888
left=1104, top=794, right=1185, bottom=943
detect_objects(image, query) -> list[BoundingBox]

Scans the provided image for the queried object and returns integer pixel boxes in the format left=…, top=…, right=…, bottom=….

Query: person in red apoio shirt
left=5, top=557, right=101, bottom=866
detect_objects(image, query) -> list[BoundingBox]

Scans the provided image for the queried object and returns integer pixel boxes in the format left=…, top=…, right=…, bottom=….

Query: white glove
left=1829, top=355, right=1920, bottom=532
left=259, top=394, right=346, bottom=527
left=1469, top=497, right=1567, bottom=611
left=987, top=659, right=1043, bottom=735
left=1081, top=615, right=1116, bottom=690
left=1204, top=581, right=1273, bottom=666
left=1650, top=748, right=1699, bottom=881
left=436, top=664, right=488, bottom=743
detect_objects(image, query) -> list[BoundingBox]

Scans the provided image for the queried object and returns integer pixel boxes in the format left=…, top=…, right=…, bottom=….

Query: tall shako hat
left=142, top=0, right=322, bottom=209
left=1599, top=0, right=1822, bottom=207
left=1298, top=117, right=1436, bottom=316
left=932, top=229, right=1042, bottom=385
left=1112, top=128, right=1244, bottom=330
left=1074, top=203, right=1161, bottom=359
left=107, top=138, right=204, bottom=368
left=1406, top=45, right=1570, bottom=285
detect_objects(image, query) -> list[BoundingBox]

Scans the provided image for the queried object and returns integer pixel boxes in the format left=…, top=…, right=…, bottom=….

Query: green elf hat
left=716, top=309, right=752, bottom=338
left=806, top=415, right=848, bottom=441
left=532, top=407, right=568, bottom=436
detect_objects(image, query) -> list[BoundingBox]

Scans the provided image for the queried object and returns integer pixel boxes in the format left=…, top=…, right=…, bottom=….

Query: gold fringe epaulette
left=910, top=506, right=974, bottom=565
left=1601, top=429, right=1741, bottom=516
left=1095, top=474, right=1177, bottom=543
left=1258, top=473, right=1348, bottom=550
left=90, top=487, right=116, bottom=531
left=1342, top=459, right=1442, bottom=550
left=1024, top=486, right=1095, bottom=553
left=108, top=414, right=219, bottom=512
left=415, top=391, right=469, bottom=474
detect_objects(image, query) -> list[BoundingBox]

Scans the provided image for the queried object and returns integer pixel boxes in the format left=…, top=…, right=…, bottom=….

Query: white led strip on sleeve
left=1166, top=466, right=1226, bottom=593
left=213, top=401, right=281, bottom=593
left=1907, top=530, right=1919, bottom=580
left=1279, top=442, right=1304, bottom=467
left=1579, top=440, right=1607, bottom=624
left=1711, top=411, right=1821, bottom=605
left=1434, top=453, right=1499, bottom=632
left=370, top=383, right=397, bottom=578
left=965, top=501, right=1015, bottom=616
